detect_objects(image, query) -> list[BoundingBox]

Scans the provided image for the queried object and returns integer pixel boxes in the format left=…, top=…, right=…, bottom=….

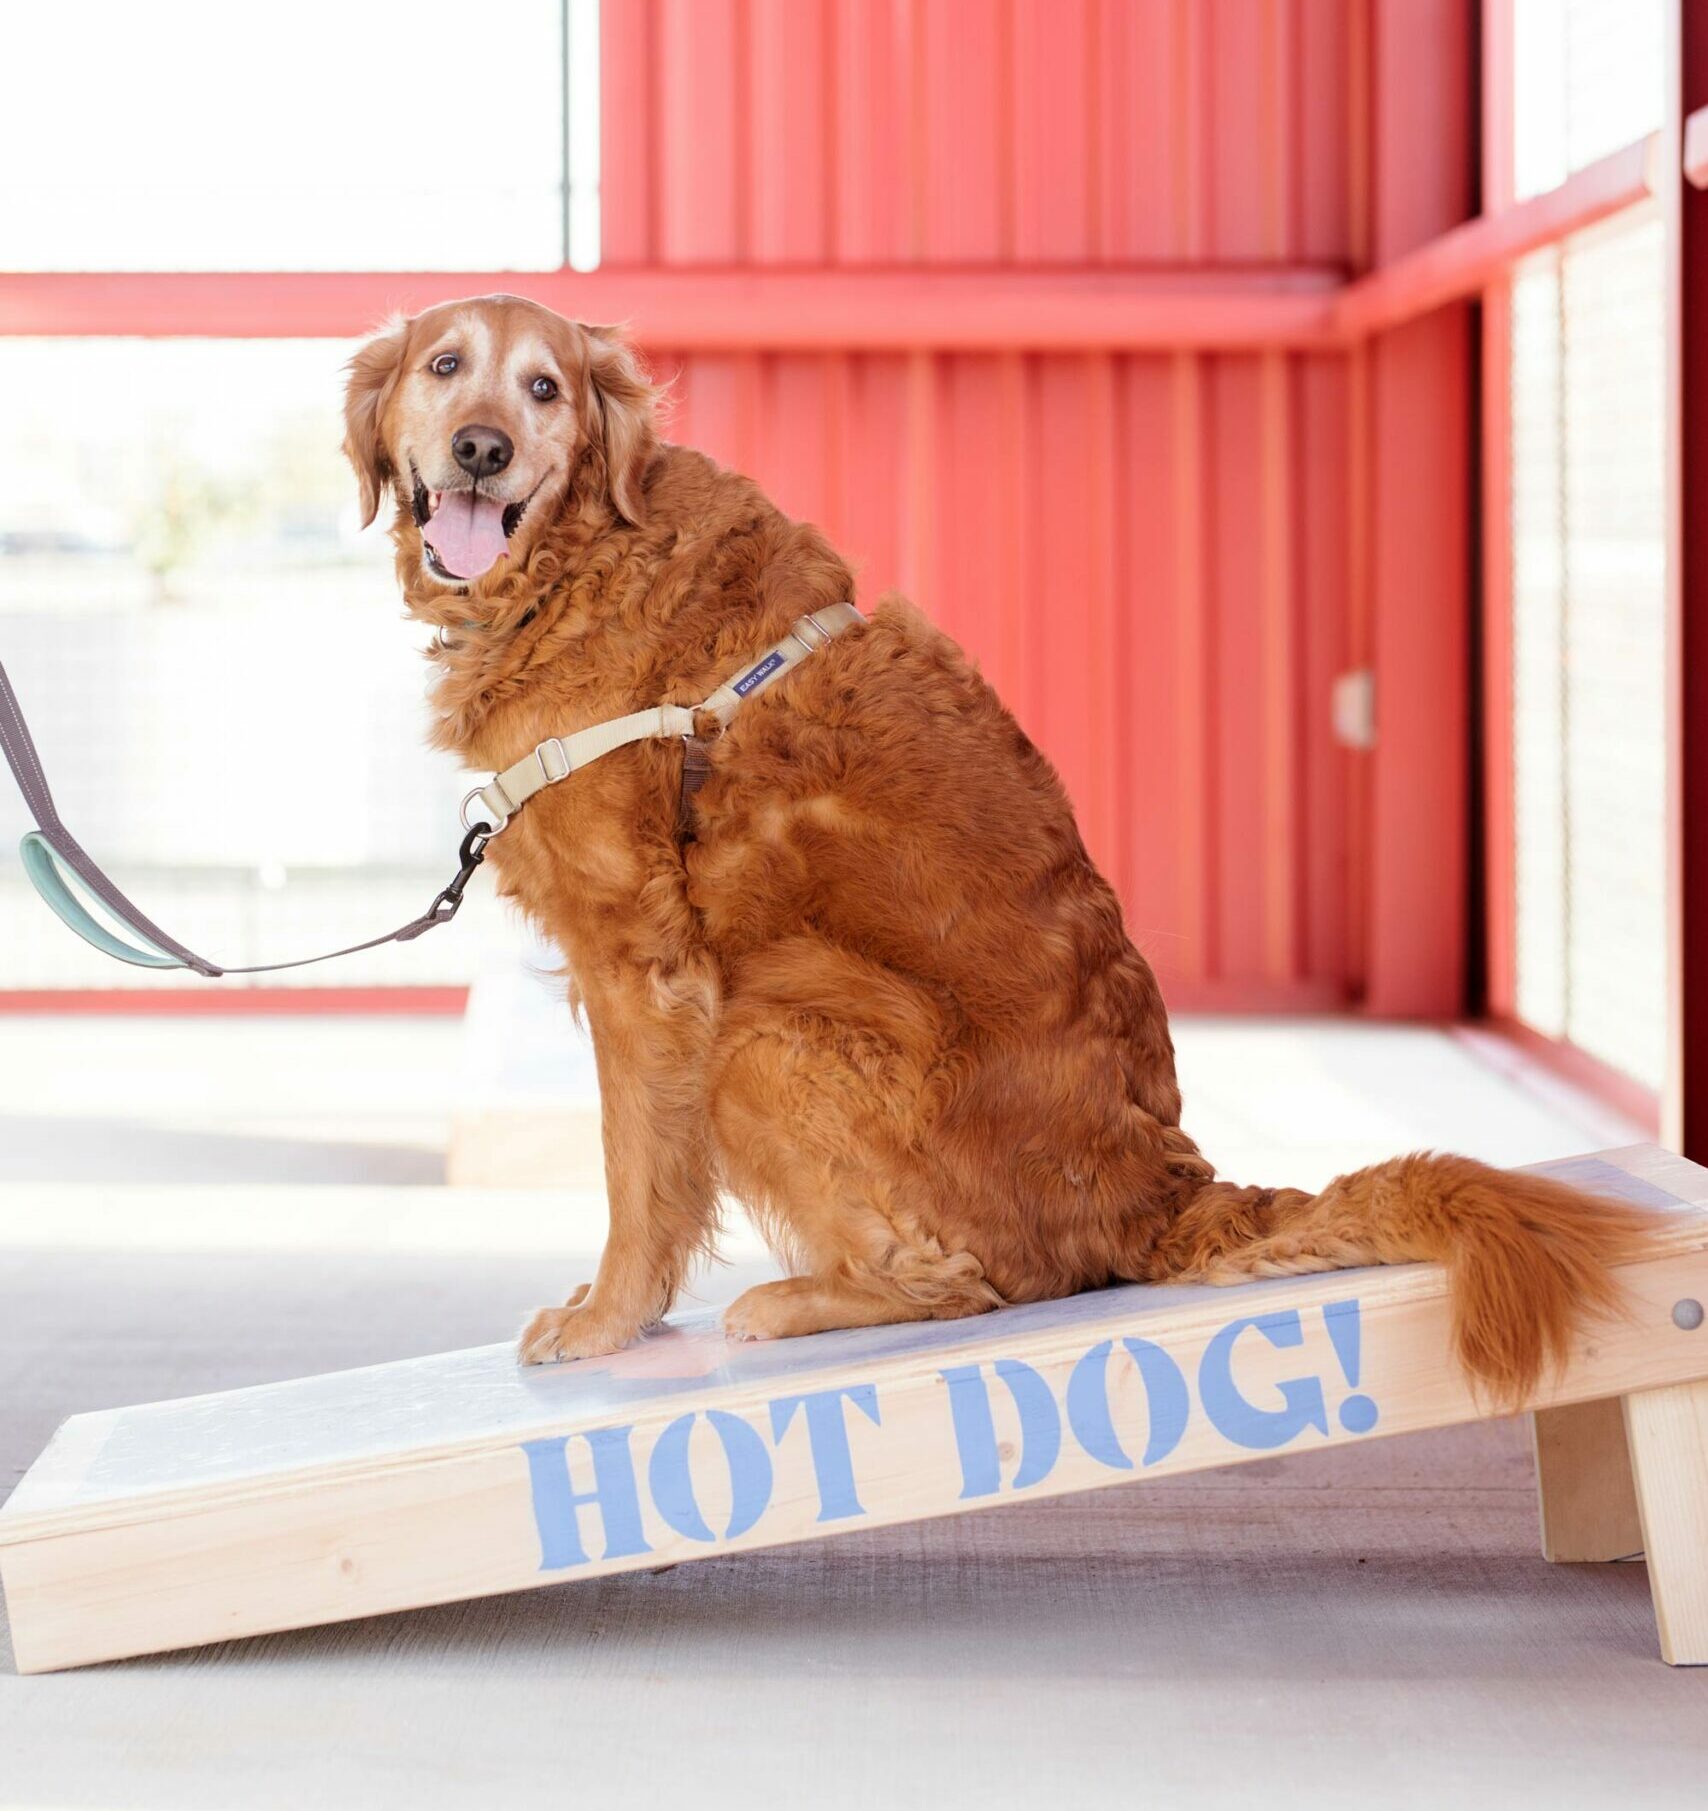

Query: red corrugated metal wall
left=601, top=0, right=1470, bottom=1012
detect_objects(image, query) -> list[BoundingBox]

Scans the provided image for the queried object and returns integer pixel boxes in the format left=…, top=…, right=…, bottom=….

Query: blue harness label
left=733, top=652, right=786, bottom=697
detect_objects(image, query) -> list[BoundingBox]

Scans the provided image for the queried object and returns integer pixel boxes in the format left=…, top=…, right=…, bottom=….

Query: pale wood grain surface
left=1533, top=1397, right=1644, bottom=1561
left=1625, top=1377, right=1708, bottom=1664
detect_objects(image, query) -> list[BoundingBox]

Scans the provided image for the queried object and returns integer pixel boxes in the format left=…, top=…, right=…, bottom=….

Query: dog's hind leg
left=707, top=943, right=1002, bottom=1341
left=723, top=1267, right=993, bottom=1340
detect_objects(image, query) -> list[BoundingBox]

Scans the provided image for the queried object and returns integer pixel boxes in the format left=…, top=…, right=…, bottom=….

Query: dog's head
left=342, top=295, right=657, bottom=588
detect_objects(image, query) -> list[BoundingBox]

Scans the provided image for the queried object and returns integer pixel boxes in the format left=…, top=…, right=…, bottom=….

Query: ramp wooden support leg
left=1532, top=1399, right=1644, bottom=1562
left=1623, top=1379, right=1708, bottom=1665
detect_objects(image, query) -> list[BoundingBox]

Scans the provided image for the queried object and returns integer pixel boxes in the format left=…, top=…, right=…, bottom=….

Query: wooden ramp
left=4, top=1144, right=1707, bottom=1675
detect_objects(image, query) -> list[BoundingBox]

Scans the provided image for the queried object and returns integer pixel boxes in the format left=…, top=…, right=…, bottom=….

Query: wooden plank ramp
left=4, top=1144, right=1708, bottom=1674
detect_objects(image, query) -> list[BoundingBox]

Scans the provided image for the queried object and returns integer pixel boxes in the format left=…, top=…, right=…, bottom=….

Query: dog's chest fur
left=395, top=446, right=859, bottom=994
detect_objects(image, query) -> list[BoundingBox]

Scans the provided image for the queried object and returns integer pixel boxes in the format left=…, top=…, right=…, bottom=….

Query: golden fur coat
left=345, top=296, right=1653, bottom=1396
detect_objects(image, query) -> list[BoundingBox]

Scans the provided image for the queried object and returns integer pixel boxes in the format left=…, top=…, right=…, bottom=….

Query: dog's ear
left=581, top=326, right=658, bottom=528
left=342, top=317, right=410, bottom=529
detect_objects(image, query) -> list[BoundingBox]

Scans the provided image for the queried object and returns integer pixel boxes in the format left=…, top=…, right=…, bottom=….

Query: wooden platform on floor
left=3, top=1144, right=1707, bottom=1673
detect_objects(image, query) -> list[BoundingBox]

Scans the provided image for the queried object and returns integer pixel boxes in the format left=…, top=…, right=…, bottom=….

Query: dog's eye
left=531, top=376, right=558, bottom=402
left=430, top=354, right=459, bottom=377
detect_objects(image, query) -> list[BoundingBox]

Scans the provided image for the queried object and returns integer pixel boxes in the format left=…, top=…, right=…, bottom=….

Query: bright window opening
left=3, top=0, right=601, bottom=272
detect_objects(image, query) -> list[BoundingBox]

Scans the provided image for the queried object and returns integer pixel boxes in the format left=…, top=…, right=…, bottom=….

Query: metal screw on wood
left=1674, top=1298, right=1705, bottom=1331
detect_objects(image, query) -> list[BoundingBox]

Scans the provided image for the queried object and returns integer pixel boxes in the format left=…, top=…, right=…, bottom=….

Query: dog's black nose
left=451, top=424, right=513, bottom=478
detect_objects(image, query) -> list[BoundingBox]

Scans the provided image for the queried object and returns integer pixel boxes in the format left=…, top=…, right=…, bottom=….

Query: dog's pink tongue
left=423, top=492, right=508, bottom=579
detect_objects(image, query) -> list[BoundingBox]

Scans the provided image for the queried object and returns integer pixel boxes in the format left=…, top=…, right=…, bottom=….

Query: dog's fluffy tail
left=1140, top=1151, right=1660, bottom=1403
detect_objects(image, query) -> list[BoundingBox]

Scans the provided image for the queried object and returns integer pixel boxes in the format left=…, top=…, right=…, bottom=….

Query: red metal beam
left=1460, top=1019, right=1661, bottom=1138
left=0, top=135, right=1662, bottom=357
left=1332, top=133, right=1658, bottom=340
left=0, top=988, right=469, bottom=1016
left=0, top=267, right=1345, bottom=352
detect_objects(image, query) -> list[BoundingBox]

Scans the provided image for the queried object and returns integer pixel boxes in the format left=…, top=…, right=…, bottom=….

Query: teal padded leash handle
left=18, top=832, right=184, bottom=969
left=1, top=653, right=213, bottom=972
left=0, top=652, right=487, bottom=977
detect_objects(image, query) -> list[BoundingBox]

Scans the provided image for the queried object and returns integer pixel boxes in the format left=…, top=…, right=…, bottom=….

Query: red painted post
left=1688, top=104, right=1708, bottom=188
left=1480, top=0, right=1518, bottom=1019
left=1361, top=0, right=1476, bottom=1016
left=599, top=0, right=656, bottom=264
left=1668, top=3, right=1708, bottom=1155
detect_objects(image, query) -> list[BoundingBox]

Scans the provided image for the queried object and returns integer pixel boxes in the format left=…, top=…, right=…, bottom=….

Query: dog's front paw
left=518, top=1290, right=639, bottom=1366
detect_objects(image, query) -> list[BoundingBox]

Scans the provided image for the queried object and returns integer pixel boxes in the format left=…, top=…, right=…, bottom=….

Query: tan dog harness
left=0, top=603, right=861, bottom=975
left=462, top=601, right=863, bottom=836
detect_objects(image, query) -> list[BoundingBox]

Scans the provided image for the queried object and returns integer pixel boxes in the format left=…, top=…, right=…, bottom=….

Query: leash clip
left=427, top=823, right=492, bottom=923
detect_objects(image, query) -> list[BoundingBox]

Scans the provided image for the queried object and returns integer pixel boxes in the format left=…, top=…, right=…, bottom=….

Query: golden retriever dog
left=344, top=293, right=1653, bottom=1399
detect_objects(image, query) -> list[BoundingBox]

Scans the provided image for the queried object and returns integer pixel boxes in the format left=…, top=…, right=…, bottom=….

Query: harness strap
left=464, top=601, right=863, bottom=832
left=677, top=732, right=715, bottom=844
left=1, top=600, right=861, bottom=977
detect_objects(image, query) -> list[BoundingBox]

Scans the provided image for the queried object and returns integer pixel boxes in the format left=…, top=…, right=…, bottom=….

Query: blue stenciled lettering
left=1197, top=1310, right=1330, bottom=1451
left=1322, top=1299, right=1379, bottom=1433
left=994, top=1358, right=1061, bottom=1487
left=648, top=1408, right=775, bottom=1542
left=939, top=1364, right=1003, bottom=1499
left=938, top=1360, right=1063, bottom=1499
left=769, top=1383, right=882, bottom=1521
left=1122, top=1336, right=1191, bottom=1465
left=523, top=1306, right=1380, bottom=1567
left=1065, top=1337, right=1189, bottom=1470
left=521, top=1426, right=653, bottom=1569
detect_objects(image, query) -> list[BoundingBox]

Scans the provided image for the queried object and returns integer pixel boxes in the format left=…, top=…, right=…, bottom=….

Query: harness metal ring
left=461, top=785, right=509, bottom=837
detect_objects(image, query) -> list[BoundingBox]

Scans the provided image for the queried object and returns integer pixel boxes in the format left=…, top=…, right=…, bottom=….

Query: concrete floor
left=0, top=1012, right=1699, bottom=1809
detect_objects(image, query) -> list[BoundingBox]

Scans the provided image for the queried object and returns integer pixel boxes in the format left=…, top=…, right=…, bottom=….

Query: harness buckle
left=534, top=737, right=571, bottom=785
left=789, top=612, right=832, bottom=655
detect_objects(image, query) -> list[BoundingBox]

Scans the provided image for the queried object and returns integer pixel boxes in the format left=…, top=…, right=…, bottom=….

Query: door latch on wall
left=1331, top=668, right=1376, bottom=750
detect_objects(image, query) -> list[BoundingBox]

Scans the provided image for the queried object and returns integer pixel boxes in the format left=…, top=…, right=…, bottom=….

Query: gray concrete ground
left=0, top=1014, right=1698, bottom=1810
